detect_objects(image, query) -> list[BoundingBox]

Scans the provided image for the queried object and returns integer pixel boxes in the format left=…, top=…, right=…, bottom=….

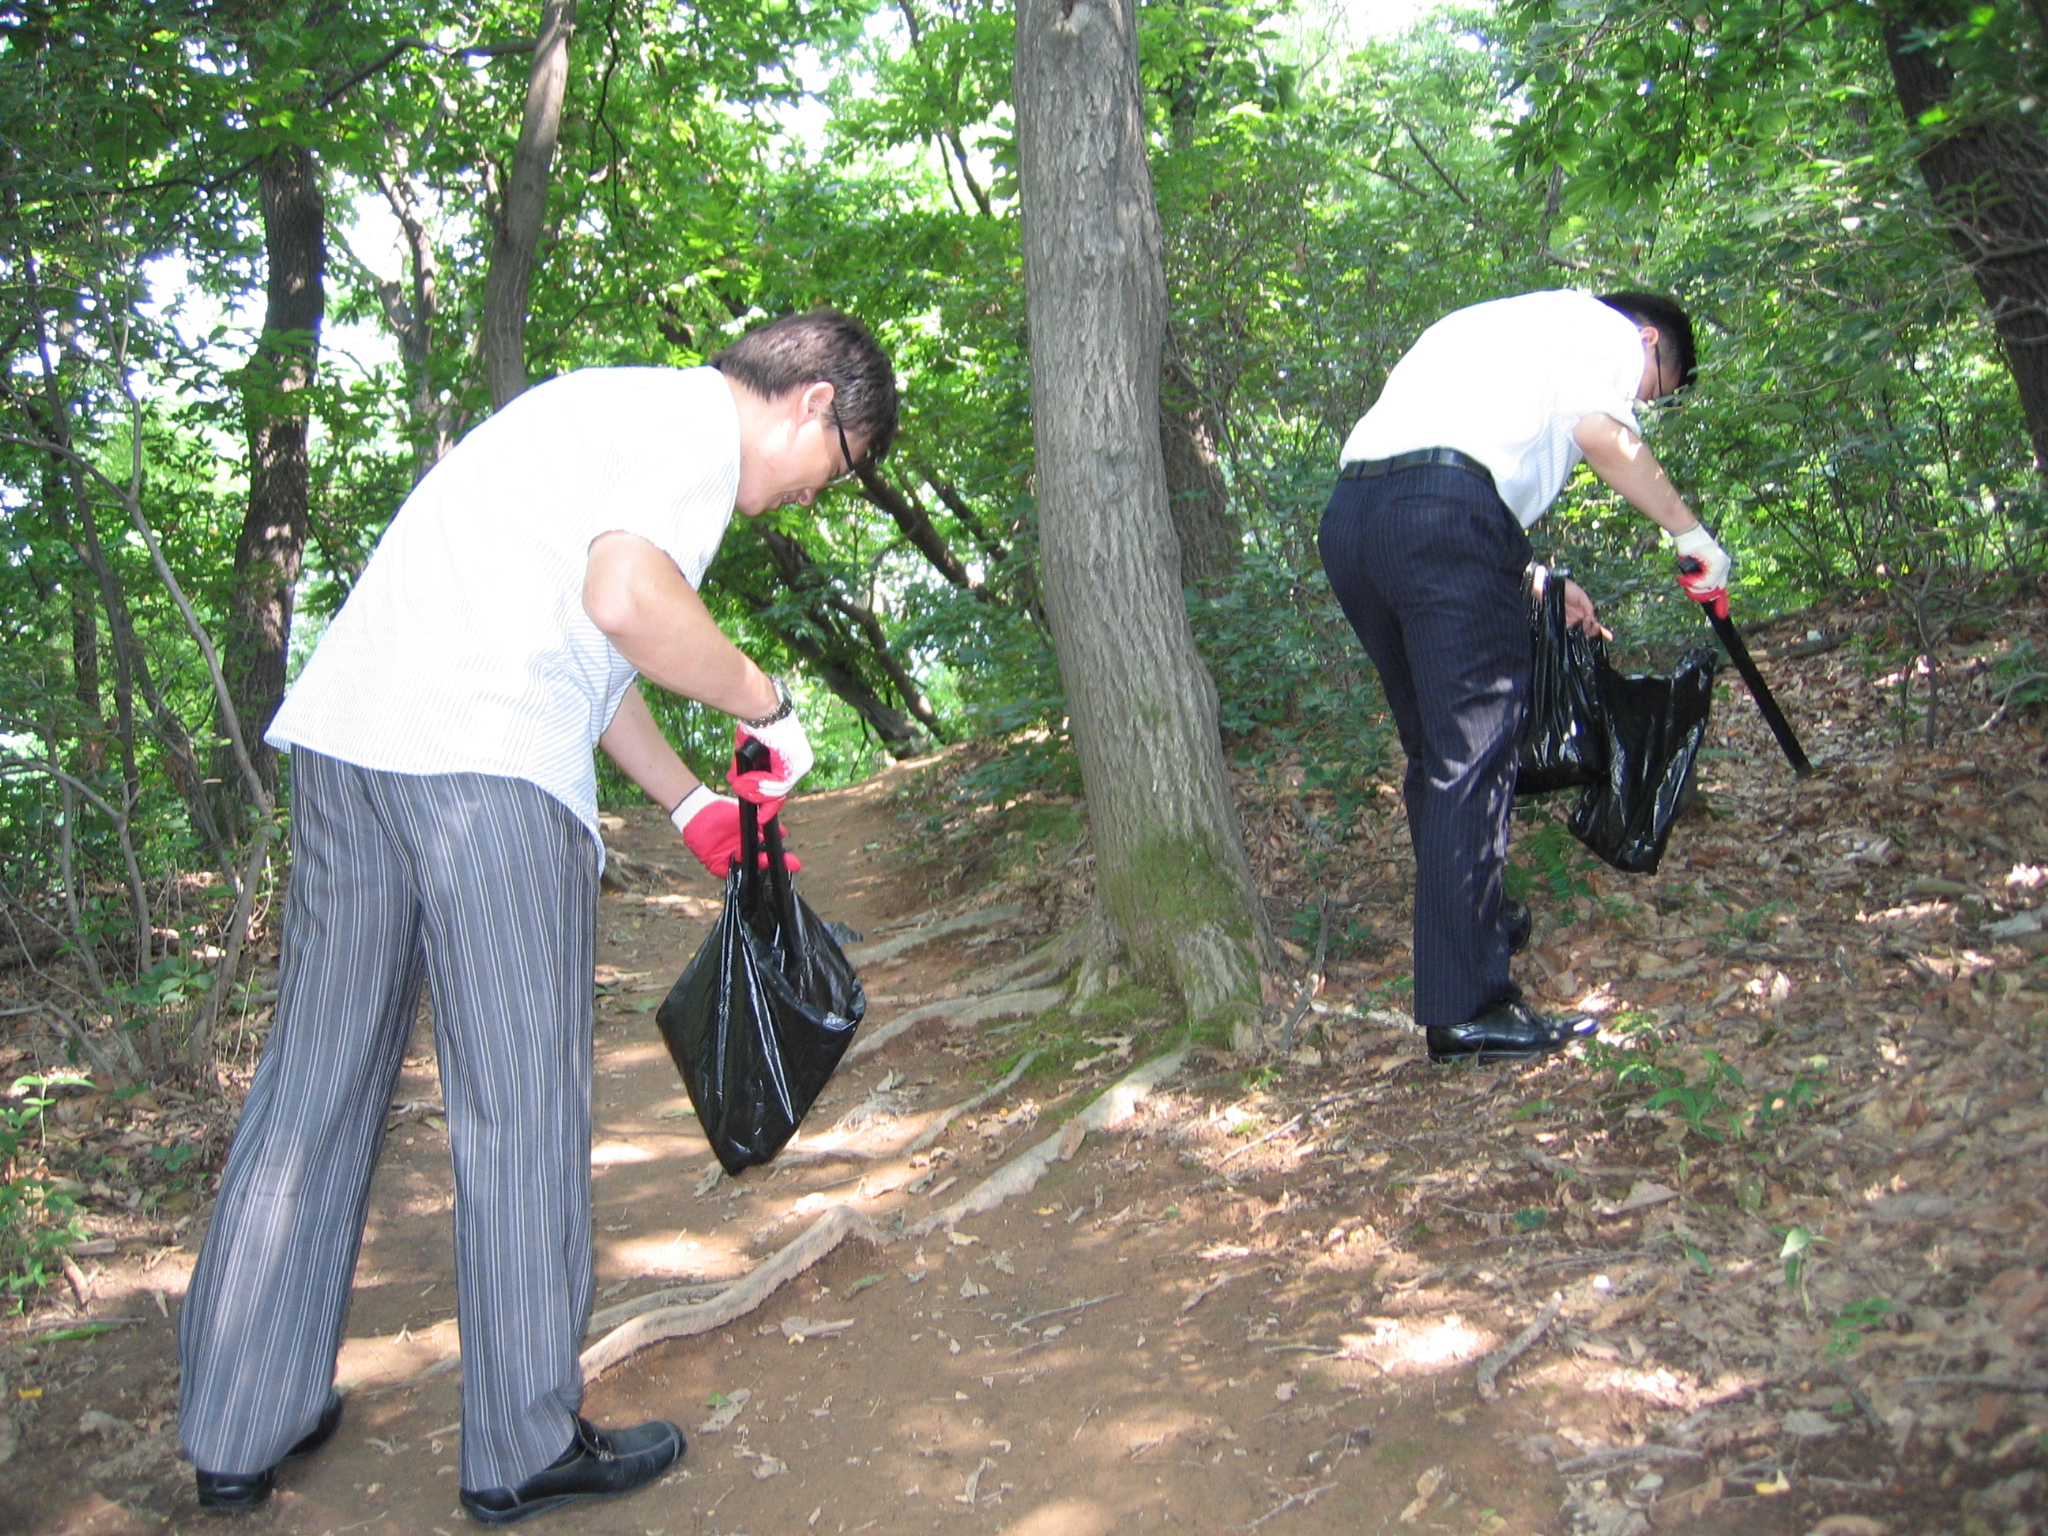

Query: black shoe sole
left=1428, top=1041, right=1568, bottom=1065
left=461, top=1427, right=684, bottom=1527
left=195, top=1391, right=344, bottom=1512
left=196, top=1484, right=271, bottom=1514
left=464, top=1491, right=591, bottom=1527
left=463, top=1472, right=677, bottom=1528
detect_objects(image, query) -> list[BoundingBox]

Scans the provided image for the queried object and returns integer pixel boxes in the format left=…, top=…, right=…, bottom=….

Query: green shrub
left=1, top=1073, right=89, bottom=1309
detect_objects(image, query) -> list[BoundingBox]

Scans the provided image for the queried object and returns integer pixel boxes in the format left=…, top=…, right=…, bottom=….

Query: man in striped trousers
left=178, top=312, right=897, bottom=1525
left=1318, top=290, right=1729, bottom=1065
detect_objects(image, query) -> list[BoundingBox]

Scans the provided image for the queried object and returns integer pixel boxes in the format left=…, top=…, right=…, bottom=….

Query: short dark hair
left=1597, top=291, right=1698, bottom=395
left=711, top=309, right=900, bottom=467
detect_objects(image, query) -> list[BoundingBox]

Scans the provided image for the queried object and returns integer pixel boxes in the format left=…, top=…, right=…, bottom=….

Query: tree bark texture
left=1159, top=349, right=1239, bottom=592
left=1884, top=12, right=2048, bottom=475
left=483, top=0, right=576, bottom=410
left=224, top=140, right=325, bottom=803
left=1014, top=0, right=1269, bottom=1025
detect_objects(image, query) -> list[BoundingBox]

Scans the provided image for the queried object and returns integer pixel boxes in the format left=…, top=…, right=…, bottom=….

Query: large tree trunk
left=482, top=0, right=576, bottom=410
left=1014, top=0, right=1270, bottom=1029
left=1883, top=9, right=2048, bottom=476
left=222, top=140, right=325, bottom=805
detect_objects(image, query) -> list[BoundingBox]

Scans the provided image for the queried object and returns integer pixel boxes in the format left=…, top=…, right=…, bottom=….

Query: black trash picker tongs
left=1680, top=557, right=1814, bottom=778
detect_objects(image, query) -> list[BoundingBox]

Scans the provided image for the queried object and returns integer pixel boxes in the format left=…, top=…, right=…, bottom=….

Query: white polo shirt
left=268, top=367, right=741, bottom=846
left=1338, top=290, right=1645, bottom=527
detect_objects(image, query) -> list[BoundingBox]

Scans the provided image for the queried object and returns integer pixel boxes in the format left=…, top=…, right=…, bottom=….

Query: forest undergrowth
left=2, top=583, right=2046, bottom=1534
left=884, top=584, right=2048, bottom=1534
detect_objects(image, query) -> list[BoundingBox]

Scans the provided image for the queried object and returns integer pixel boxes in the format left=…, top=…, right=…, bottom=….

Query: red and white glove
left=671, top=785, right=801, bottom=877
left=1671, top=524, right=1732, bottom=619
left=728, top=679, right=813, bottom=806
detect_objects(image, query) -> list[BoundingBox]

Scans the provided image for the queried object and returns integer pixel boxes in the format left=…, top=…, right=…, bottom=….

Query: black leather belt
left=1338, top=447, right=1494, bottom=486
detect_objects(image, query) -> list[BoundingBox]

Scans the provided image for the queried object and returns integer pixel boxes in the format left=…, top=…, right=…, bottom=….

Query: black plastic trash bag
left=1516, top=568, right=1607, bottom=796
left=655, top=766, right=865, bottom=1176
left=1567, top=645, right=1717, bottom=874
left=1515, top=566, right=1717, bottom=874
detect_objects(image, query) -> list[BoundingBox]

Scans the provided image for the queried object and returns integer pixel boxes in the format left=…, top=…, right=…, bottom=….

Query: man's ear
left=1638, top=323, right=1661, bottom=352
left=797, top=379, right=837, bottom=420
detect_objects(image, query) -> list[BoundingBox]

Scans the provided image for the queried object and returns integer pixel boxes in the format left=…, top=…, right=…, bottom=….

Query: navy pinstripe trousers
left=178, top=750, right=598, bottom=1492
left=1319, top=466, right=1533, bottom=1032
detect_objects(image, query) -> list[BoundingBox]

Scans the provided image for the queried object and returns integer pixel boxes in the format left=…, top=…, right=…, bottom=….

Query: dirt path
left=7, top=603, right=2048, bottom=1536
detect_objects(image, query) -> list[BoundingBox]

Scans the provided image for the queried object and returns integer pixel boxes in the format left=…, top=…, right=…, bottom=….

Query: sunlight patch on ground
left=1338, top=1314, right=1496, bottom=1375
left=995, top=1498, right=1118, bottom=1536
left=335, top=1317, right=459, bottom=1390
left=1579, top=1364, right=1705, bottom=1408
left=600, top=1229, right=742, bottom=1279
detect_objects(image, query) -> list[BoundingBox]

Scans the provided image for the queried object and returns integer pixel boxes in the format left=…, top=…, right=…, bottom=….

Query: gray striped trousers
left=178, top=749, right=599, bottom=1492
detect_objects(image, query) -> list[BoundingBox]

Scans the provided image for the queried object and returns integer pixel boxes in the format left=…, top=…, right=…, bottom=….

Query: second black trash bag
left=1514, top=564, right=1718, bottom=875
left=1567, top=644, right=1717, bottom=874
left=655, top=755, right=865, bottom=1176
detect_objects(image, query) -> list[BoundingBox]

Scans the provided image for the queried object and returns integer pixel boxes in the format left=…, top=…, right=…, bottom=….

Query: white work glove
left=1670, top=524, right=1732, bottom=618
left=727, top=678, right=813, bottom=805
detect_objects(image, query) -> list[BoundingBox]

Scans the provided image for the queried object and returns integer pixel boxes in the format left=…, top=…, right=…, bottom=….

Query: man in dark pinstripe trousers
left=1318, top=290, right=1731, bottom=1066
left=176, top=312, right=898, bottom=1524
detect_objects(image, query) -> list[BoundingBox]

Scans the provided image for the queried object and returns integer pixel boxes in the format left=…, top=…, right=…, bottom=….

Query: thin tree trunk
left=40, top=447, right=103, bottom=730
left=1158, top=347, right=1238, bottom=592
left=755, top=527, right=946, bottom=744
left=1884, top=10, right=2048, bottom=476
left=25, top=315, right=228, bottom=878
left=224, top=140, right=325, bottom=805
left=376, top=167, right=458, bottom=473
left=722, top=578, right=930, bottom=756
left=483, top=0, right=576, bottom=410
left=1014, top=0, right=1270, bottom=1029
left=855, top=467, right=986, bottom=595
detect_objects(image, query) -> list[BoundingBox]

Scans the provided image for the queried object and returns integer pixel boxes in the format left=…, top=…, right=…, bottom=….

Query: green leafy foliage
left=0, top=1074, right=90, bottom=1308
left=1509, top=813, right=1600, bottom=904
left=4, top=0, right=2045, bottom=1089
left=1827, top=1295, right=1895, bottom=1357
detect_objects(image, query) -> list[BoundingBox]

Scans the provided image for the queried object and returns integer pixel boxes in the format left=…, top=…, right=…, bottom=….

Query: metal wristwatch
left=740, top=676, right=794, bottom=730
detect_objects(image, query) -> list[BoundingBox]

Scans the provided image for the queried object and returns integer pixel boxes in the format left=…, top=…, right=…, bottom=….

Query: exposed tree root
left=584, top=1280, right=729, bottom=1337
left=905, top=1050, right=1041, bottom=1154
left=908, top=1045, right=1188, bottom=1238
left=843, top=903, right=1023, bottom=967
left=375, top=1051, right=1178, bottom=1395
left=579, top=1204, right=887, bottom=1380
left=1475, top=1293, right=1561, bottom=1400
left=952, top=921, right=1092, bottom=996
left=846, top=985, right=1066, bottom=1062
left=598, top=847, right=689, bottom=892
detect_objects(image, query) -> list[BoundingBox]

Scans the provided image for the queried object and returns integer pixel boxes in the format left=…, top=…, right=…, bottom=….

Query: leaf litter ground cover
left=2, top=590, right=2046, bottom=1535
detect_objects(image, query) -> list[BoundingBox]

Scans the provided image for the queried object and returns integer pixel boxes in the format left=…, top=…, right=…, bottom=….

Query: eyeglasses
left=1643, top=348, right=1684, bottom=410
left=829, top=405, right=859, bottom=488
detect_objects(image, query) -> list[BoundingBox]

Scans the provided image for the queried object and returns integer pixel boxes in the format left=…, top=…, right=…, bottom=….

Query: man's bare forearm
left=1573, top=412, right=1700, bottom=536
left=583, top=531, right=781, bottom=719
left=598, top=685, right=700, bottom=811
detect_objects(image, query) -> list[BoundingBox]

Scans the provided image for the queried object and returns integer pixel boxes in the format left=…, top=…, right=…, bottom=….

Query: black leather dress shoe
left=1427, top=996, right=1596, bottom=1064
left=460, top=1417, right=685, bottom=1526
left=194, top=1389, right=344, bottom=1512
left=1505, top=898, right=1532, bottom=955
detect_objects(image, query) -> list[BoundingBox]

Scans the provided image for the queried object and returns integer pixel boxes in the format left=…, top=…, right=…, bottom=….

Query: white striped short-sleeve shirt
left=267, top=367, right=741, bottom=848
